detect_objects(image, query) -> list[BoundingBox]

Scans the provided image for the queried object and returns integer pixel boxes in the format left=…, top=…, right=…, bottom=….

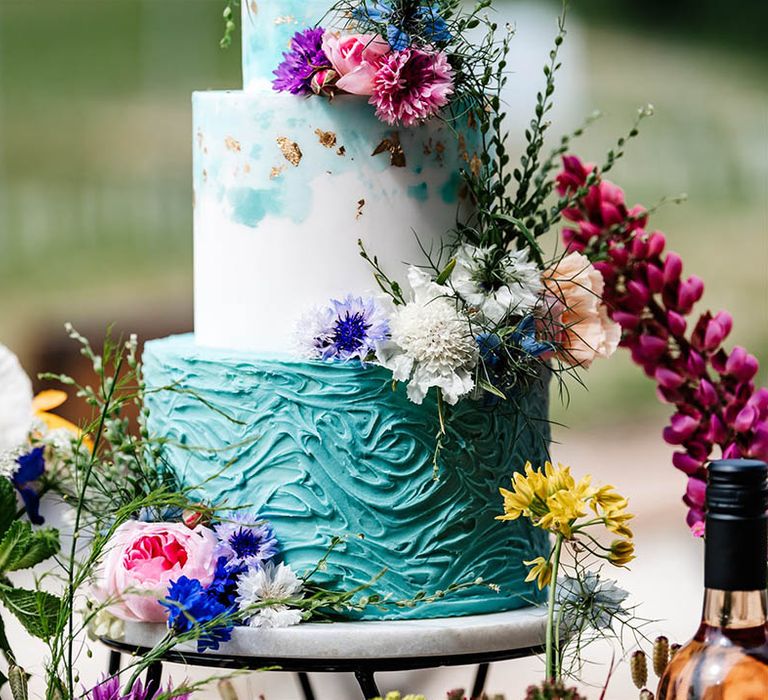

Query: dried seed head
left=631, top=650, right=649, bottom=689
left=639, top=690, right=655, bottom=700
left=670, top=643, right=682, bottom=660
left=653, top=636, right=670, bottom=677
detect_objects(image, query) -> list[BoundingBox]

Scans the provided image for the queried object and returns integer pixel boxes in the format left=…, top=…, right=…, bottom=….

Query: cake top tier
left=242, top=0, right=328, bottom=90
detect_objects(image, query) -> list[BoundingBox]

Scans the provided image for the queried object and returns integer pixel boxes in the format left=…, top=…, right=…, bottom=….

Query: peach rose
left=321, top=31, right=390, bottom=95
left=544, top=251, right=621, bottom=368
left=96, top=520, right=218, bottom=622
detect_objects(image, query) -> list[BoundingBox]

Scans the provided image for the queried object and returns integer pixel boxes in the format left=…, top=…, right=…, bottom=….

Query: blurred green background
left=0, top=0, right=765, bottom=428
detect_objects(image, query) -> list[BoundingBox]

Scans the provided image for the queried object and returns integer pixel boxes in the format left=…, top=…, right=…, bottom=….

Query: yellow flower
left=523, top=556, right=553, bottom=590
left=590, top=484, right=629, bottom=514
left=497, top=461, right=549, bottom=521
left=32, top=390, right=93, bottom=451
left=603, top=506, right=635, bottom=539
left=608, top=539, right=635, bottom=567
left=539, top=489, right=589, bottom=538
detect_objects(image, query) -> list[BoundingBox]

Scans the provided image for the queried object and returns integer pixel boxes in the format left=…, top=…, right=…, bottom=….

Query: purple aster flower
left=273, top=27, right=332, bottom=95
left=161, top=576, right=234, bottom=652
left=86, top=676, right=188, bottom=700
left=215, top=512, right=280, bottom=568
left=298, top=295, right=391, bottom=363
left=13, top=446, right=45, bottom=525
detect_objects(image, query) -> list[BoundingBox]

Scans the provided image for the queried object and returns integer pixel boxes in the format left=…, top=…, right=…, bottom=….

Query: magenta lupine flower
left=273, top=28, right=332, bottom=95
left=86, top=676, right=188, bottom=700
left=556, top=155, right=768, bottom=535
left=370, top=48, right=454, bottom=126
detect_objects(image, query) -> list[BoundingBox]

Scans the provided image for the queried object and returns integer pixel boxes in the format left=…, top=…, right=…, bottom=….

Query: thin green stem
left=545, top=533, right=564, bottom=681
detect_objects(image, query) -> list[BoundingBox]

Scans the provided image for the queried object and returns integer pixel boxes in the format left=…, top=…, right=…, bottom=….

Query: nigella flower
left=556, top=572, right=630, bottom=632
left=161, top=576, right=234, bottom=652
left=236, top=561, right=304, bottom=629
left=273, top=27, right=332, bottom=95
left=451, top=245, right=544, bottom=324
left=214, top=512, right=279, bottom=568
left=353, top=1, right=451, bottom=49
left=370, top=48, right=454, bottom=126
left=511, top=316, right=556, bottom=358
left=376, top=267, right=479, bottom=405
left=297, top=295, right=390, bottom=363
left=12, top=446, right=46, bottom=525
left=414, top=4, right=452, bottom=44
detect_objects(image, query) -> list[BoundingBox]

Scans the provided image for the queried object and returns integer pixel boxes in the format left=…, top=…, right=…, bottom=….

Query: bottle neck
left=702, top=588, right=768, bottom=629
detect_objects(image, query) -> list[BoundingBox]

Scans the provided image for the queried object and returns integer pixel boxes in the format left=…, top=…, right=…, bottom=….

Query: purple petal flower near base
left=273, top=28, right=332, bottom=95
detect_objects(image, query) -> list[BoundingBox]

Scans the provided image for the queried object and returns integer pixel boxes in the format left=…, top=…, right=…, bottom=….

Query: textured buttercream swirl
left=143, top=334, right=551, bottom=620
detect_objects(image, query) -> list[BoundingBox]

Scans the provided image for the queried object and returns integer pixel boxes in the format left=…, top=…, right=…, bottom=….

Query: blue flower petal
left=387, top=24, right=411, bottom=51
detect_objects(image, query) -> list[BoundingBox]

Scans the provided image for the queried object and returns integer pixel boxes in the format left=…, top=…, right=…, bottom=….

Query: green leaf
left=434, top=258, right=456, bottom=285
left=0, top=479, right=15, bottom=538
left=0, top=586, right=62, bottom=641
left=478, top=379, right=507, bottom=400
left=0, top=521, right=60, bottom=573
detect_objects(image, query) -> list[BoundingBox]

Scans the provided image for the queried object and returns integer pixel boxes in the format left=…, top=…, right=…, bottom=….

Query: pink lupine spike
left=672, top=452, right=702, bottom=475
left=666, top=310, right=687, bottom=336
left=647, top=231, right=666, bottom=257
left=663, top=253, right=683, bottom=285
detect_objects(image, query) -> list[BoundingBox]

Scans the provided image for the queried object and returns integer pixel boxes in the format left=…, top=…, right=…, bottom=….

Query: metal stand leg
left=144, top=660, right=163, bottom=697
left=107, top=650, right=121, bottom=677
left=471, top=663, right=490, bottom=699
left=296, top=672, right=316, bottom=700
left=354, top=669, right=380, bottom=699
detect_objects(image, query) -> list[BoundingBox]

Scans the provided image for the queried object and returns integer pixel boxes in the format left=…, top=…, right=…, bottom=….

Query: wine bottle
left=657, top=459, right=768, bottom=700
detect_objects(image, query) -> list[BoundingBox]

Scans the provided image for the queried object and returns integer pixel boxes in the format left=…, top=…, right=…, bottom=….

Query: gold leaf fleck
left=270, top=165, right=284, bottom=180
left=458, top=133, right=469, bottom=162
left=314, top=128, right=337, bottom=149
left=337, top=145, right=346, bottom=157
left=423, top=139, right=433, bottom=156
left=274, top=15, right=296, bottom=25
left=202, top=168, right=208, bottom=182
left=196, top=130, right=204, bottom=149
left=469, top=153, right=482, bottom=178
left=434, top=140, right=445, bottom=162
left=244, top=163, right=251, bottom=174
left=277, top=137, right=302, bottom=166
left=356, top=199, right=366, bottom=220
left=249, top=1, right=258, bottom=14
left=372, top=133, right=406, bottom=168
left=225, top=136, right=241, bottom=152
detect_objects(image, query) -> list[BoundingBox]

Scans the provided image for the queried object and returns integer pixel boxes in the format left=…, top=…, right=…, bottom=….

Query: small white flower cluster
left=235, top=561, right=305, bottom=629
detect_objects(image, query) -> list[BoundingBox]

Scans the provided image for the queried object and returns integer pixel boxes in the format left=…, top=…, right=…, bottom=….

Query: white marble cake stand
left=100, top=607, right=547, bottom=700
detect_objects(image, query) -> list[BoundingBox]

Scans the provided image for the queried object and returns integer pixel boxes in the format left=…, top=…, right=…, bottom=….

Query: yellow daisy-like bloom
left=603, top=506, right=635, bottom=539
left=32, top=390, right=93, bottom=451
left=608, top=538, right=636, bottom=566
left=498, top=461, right=595, bottom=539
left=523, top=556, right=553, bottom=590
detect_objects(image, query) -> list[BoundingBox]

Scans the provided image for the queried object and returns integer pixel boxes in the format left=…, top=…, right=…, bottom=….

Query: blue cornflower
left=299, top=295, right=390, bottom=363
left=13, top=447, right=45, bottom=525
left=208, top=556, right=247, bottom=608
left=161, top=576, right=234, bottom=652
left=214, top=513, right=280, bottom=568
left=512, top=316, right=555, bottom=357
left=415, top=4, right=452, bottom=44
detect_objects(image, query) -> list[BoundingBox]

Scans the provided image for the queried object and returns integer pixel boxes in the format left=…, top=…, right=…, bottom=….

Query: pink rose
left=544, top=251, right=621, bottom=369
left=96, top=521, right=218, bottom=622
left=321, top=31, right=390, bottom=96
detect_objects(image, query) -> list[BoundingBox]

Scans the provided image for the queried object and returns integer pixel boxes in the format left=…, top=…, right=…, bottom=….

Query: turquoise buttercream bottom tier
left=142, top=334, right=551, bottom=620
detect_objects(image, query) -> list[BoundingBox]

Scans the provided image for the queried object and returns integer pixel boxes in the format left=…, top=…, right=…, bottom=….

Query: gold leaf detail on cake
left=423, top=139, right=433, bottom=156
left=372, top=133, right=406, bottom=168
left=244, top=163, right=251, bottom=174
left=225, top=136, right=241, bottom=152
left=434, top=140, right=445, bottom=162
left=356, top=199, right=366, bottom=220
left=202, top=169, right=208, bottom=182
left=274, top=15, right=296, bottom=25
left=249, top=1, right=258, bottom=15
left=469, top=153, right=482, bottom=178
left=314, top=129, right=337, bottom=149
left=277, top=137, right=303, bottom=166
left=196, top=130, right=204, bottom=150
left=458, top=133, right=469, bottom=162
left=270, top=165, right=285, bottom=180
left=337, top=145, right=346, bottom=157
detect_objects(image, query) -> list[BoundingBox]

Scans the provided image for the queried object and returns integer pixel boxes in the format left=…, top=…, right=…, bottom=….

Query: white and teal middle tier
left=194, top=0, right=477, bottom=352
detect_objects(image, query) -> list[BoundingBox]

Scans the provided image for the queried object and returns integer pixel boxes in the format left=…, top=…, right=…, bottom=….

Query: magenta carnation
left=370, top=48, right=454, bottom=126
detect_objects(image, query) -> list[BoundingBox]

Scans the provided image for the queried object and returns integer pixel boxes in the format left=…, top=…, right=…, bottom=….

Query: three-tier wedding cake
left=143, top=0, right=550, bottom=620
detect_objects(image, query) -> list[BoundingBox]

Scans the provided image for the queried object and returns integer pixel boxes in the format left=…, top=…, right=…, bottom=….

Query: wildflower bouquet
left=270, top=0, right=501, bottom=127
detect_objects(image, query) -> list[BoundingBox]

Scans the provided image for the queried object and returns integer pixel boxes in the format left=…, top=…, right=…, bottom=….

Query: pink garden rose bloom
left=321, top=32, right=390, bottom=95
left=96, top=521, right=219, bottom=622
left=544, top=251, right=621, bottom=369
left=371, top=48, right=454, bottom=126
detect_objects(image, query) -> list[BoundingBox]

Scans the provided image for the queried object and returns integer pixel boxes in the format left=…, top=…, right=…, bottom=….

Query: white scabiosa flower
left=235, top=561, right=304, bottom=629
left=376, top=267, right=479, bottom=405
left=451, top=244, right=544, bottom=324
left=0, top=343, right=33, bottom=452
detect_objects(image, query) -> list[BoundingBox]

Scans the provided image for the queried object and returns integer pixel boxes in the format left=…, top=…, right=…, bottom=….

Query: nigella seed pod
left=631, top=650, right=649, bottom=689
left=669, top=643, right=682, bottom=659
left=653, top=636, right=670, bottom=677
